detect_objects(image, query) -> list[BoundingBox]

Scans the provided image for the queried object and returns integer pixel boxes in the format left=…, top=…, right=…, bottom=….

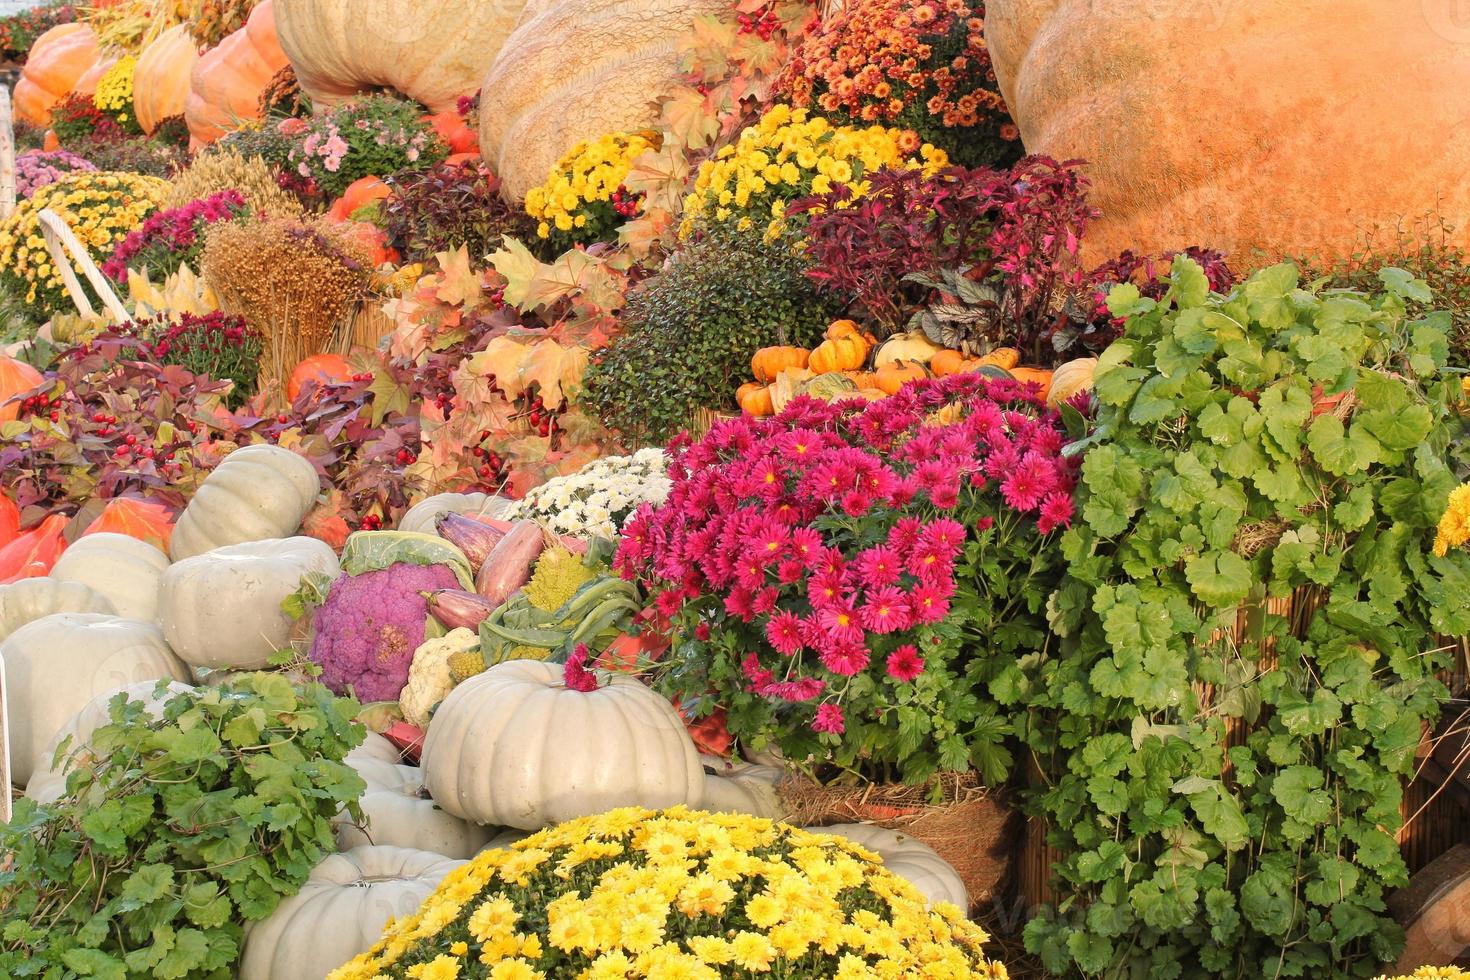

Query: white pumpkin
left=26, top=679, right=195, bottom=805
left=49, top=533, right=170, bottom=622
left=815, top=823, right=968, bottom=909
left=1, top=613, right=190, bottom=787
left=421, top=660, right=705, bottom=829
left=335, top=764, right=492, bottom=858
left=351, top=731, right=405, bottom=766
left=239, top=846, right=465, bottom=980
left=0, top=578, right=114, bottom=641
left=170, top=444, right=321, bottom=561
left=699, top=754, right=785, bottom=819
left=156, top=536, right=340, bottom=670
left=397, top=492, right=508, bottom=536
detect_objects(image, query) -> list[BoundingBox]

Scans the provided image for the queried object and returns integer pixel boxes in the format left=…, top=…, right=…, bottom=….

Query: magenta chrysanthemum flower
left=812, top=702, right=846, bottom=734
left=854, top=545, right=902, bottom=588
left=766, top=611, right=805, bottom=655
left=820, top=640, right=870, bottom=676
left=886, top=644, right=925, bottom=683
left=860, top=587, right=911, bottom=634
left=816, top=601, right=864, bottom=646
left=1038, top=491, right=1075, bottom=534
left=909, top=582, right=952, bottom=625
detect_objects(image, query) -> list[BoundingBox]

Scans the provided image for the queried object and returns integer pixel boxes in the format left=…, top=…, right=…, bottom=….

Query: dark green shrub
left=578, top=231, right=845, bottom=445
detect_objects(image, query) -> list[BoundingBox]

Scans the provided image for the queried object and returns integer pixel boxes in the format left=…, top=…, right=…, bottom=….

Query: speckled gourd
left=156, top=536, right=340, bottom=670
left=421, top=660, right=705, bottom=828
left=48, top=532, right=170, bottom=623
left=477, top=0, right=729, bottom=200
left=169, top=444, right=321, bottom=561
left=274, top=0, right=529, bottom=113
left=984, top=0, right=1470, bottom=264
left=1, top=614, right=190, bottom=787
left=238, top=846, right=465, bottom=980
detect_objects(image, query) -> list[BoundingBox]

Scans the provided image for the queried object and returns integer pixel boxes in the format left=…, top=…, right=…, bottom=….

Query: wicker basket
left=778, top=772, right=1020, bottom=912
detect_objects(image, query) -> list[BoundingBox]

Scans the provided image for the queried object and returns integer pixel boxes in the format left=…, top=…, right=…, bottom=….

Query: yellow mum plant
left=1433, top=481, right=1470, bottom=556
left=0, top=171, right=170, bottom=311
left=680, top=104, right=949, bottom=241
left=93, top=54, right=142, bottom=132
left=524, top=131, right=656, bottom=246
left=328, top=806, right=1009, bottom=980
left=1375, top=971, right=1470, bottom=980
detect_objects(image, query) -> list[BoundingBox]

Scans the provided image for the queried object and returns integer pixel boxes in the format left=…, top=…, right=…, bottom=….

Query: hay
left=778, top=772, right=1020, bottom=910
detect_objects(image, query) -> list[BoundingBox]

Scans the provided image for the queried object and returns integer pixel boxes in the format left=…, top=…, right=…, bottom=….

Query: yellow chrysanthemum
left=326, top=807, right=1003, bottom=980
left=524, top=131, right=656, bottom=242
left=1433, top=482, right=1470, bottom=556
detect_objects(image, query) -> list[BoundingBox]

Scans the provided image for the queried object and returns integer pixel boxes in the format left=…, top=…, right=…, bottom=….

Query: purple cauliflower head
left=309, top=562, right=460, bottom=703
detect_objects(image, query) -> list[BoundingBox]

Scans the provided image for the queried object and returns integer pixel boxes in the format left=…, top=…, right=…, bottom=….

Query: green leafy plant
left=0, top=674, right=366, bottom=979
left=1019, top=259, right=1470, bottom=977
left=579, top=230, right=842, bottom=445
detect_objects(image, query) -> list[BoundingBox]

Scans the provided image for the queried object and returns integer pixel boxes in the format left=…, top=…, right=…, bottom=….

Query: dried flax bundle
left=200, top=214, right=370, bottom=385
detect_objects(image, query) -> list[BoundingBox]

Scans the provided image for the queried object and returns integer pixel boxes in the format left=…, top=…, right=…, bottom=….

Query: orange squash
left=751, top=346, right=810, bottom=383
left=288, top=352, right=354, bottom=401
left=327, top=175, right=391, bottom=222
left=134, top=24, right=201, bottom=134
left=986, top=0, right=1470, bottom=265
left=83, top=497, right=176, bottom=552
left=1009, top=366, right=1054, bottom=400
left=875, top=361, right=928, bottom=395
left=13, top=23, right=99, bottom=126
left=737, top=382, right=775, bottom=417
left=185, top=0, right=289, bottom=147
left=0, top=357, right=44, bottom=423
left=843, top=370, right=878, bottom=389
left=0, top=514, right=68, bottom=583
left=73, top=52, right=119, bottom=100
left=809, top=334, right=870, bottom=374
left=0, top=493, right=19, bottom=547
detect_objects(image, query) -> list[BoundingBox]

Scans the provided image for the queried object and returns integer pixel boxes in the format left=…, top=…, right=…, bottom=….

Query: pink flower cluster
left=16, top=149, right=95, bottom=200
left=617, top=374, right=1078, bottom=738
left=102, top=190, right=248, bottom=283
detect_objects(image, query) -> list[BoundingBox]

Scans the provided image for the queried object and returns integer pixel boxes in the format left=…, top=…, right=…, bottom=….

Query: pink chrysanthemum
left=886, top=644, right=925, bottom=683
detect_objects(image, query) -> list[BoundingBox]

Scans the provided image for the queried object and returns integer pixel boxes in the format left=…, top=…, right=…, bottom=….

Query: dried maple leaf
left=433, top=246, right=483, bottom=309
left=520, top=340, right=589, bottom=411
left=624, top=144, right=692, bottom=216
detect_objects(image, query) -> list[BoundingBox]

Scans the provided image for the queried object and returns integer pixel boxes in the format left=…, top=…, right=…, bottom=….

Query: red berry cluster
left=469, top=427, right=507, bottom=488
left=736, top=6, right=781, bottom=38
left=16, top=390, right=60, bottom=423
left=358, top=513, right=384, bottom=531
left=610, top=186, right=645, bottom=220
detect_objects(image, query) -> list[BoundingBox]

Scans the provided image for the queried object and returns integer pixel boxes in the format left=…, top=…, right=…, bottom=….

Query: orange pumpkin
left=986, top=0, right=1470, bottom=265
left=874, top=361, right=928, bottom=395
left=750, top=345, right=809, bottom=383
left=73, top=51, right=119, bottom=100
left=929, top=349, right=975, bottom=377
left=0, top=514, right=68, bottom=584
left=1009, top=366, right=1054, bottom=400
left=444, top=151, right=482, bottom=167
left=42, top=129, right=61, bottom=151
left=13, top=23, right=99, bottom=126
left=423, top=111, right=479, bottom=155
left=134, top=24, right=201, bottom=134
left=843, top=370, right=878, bottom=389
left=0, top=493, right=19, bottom=547
left=185, top=0, right=289, bottom=147
left=289, top=353, right=354, bottom=401
left=736, top=382, right=775, bottom=417
left=328, top=175, right=392, bottom=222
left=809, top=334, right=870, bottom=374
left=0, top=357, right=44, bottom=423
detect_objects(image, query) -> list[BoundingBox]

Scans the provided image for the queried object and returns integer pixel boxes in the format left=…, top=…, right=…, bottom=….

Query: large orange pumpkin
left=0, top=357, right=44, bottom=423
left=13, top=23, right=99, bottom=126
left=327, top=176, right=391, bottom=222
left=424, top=111, right=478, bottom=155
left=985, top=0, right=1470, bottom=265
left=134, top=24, right=201, bottom=134
left=185, top=0, right=289, bottom=147
left=72, top=52, right=120, bottom=100
left=288, top=353, right=353, bottom=401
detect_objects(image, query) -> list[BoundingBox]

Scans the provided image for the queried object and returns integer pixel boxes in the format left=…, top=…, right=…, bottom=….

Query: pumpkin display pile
left=2, top=1, right=1470, bottom=979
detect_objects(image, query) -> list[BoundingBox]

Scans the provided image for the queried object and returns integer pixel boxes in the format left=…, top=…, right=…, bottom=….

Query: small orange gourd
left=842, top=370, right=878, bottom=389
left=809, top=334, right=870, bottom=374
left=874, top=361, right=928, bottom=395
left=1009, top=367, right=1054, bottom=399
left=0, top=356, right=44, bottom=422
left=737, top=382, right=775, bottom=417
left=751, top=346, right=810, bottom=383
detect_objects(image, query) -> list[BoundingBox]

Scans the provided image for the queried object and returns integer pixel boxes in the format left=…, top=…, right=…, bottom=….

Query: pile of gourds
left=736, top=319, right=1098, bottom=416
